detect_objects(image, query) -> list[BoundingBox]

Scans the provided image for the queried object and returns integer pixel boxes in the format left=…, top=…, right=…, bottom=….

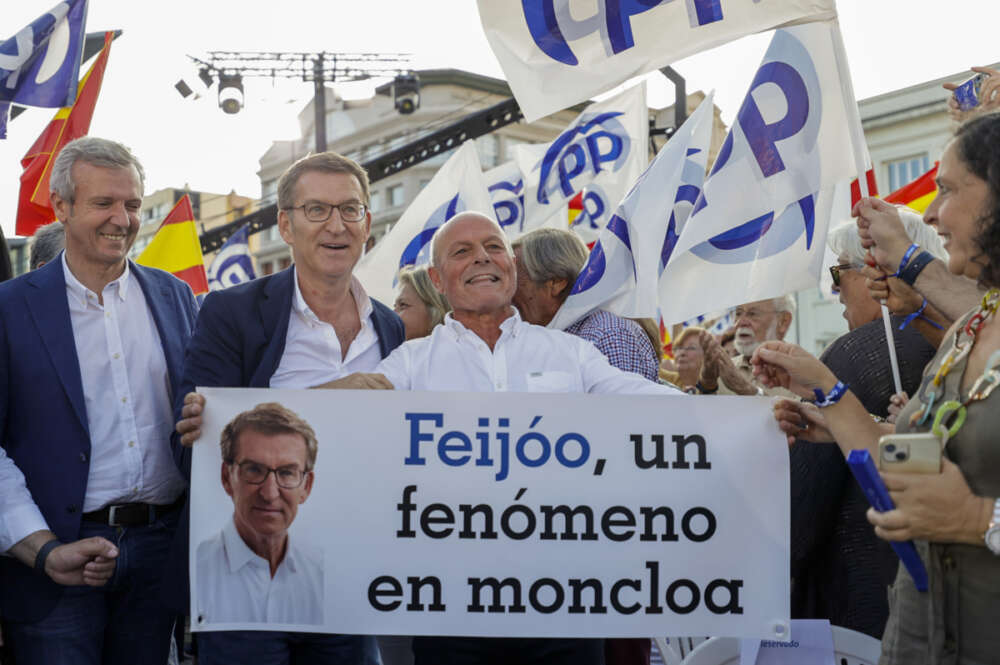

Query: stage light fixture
left=199, top=67, right=214, bottom=88
left=174, top=80, right=193, bottom=98
left=392, top=72, right=420, bottom=115
left=218, top=73, right=244, bottom=114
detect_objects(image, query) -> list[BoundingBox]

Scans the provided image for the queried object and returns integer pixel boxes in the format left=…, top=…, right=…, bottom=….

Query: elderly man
left=0, top=137, right=198, bottom=664
left=172, top=151, right=399, bottom=665
left=512, top=228, right=659, bottom=382
left=196, top=403, right=323, bottom=626
left=28, top=221, right=66, bottom=270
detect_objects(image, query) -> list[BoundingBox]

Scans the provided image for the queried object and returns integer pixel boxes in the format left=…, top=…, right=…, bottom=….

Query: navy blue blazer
left=0, top=257, right=198, bottom=622
left=163, top=266, right=405, bottom=612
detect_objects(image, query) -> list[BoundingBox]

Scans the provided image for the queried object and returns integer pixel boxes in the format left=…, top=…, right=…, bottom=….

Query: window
left=279, top=257, right=292, bottom=270
left=369, top=190, right=380, bottom=212
left=261, top=261, right=273, bottom=275
left=887, top=154, right=931, bottom=192
left=478, top=134, right=500, bottom=168
left=387, top=184, right=405, bottom=208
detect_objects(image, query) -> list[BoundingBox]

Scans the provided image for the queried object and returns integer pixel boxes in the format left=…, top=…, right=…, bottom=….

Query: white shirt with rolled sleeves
left=376, top=310, right=682, bottom=395
left=195, top=517, right=324, bottom=626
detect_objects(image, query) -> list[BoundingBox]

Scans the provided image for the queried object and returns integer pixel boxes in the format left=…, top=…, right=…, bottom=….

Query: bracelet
left=696, top=381, right=718, bottom=394
left=34, top=539, right=61, bottom=576
left=899, top=299, right=929, bottom=330
left=899, top=250, right=936, bottom=286
left=813, top=381, right=849, bottom=407
left=892, top=243, right=920, bottom=277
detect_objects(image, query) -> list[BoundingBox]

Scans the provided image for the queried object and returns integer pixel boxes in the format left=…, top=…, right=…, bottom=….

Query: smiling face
left=222, top=429, right=314, bottom=548
left=51, top=161, right=142, bottom=275
left=428, top=213, right=516, bottom=316
left=278, top=170, right=371, bottom=283
left=924, top=140, right=992, bottom=280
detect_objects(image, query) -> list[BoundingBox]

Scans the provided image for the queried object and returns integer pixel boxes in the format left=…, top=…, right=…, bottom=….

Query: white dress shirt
left=195, top=517, right=323, bottom=626
left=376, top=310, right=681, bottom=395
left=269, top=268, right=381, bottom=388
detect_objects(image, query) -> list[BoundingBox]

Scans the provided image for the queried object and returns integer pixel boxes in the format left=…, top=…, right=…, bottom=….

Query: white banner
left=191, top=388, right=790, bottom=639
left=549, top=92, right=716, bottom=330
left=477, top=0, right=837, bottom=122
left=355, top=140, right=494, bottom=306
left=658, top=20, right=859, bottom=325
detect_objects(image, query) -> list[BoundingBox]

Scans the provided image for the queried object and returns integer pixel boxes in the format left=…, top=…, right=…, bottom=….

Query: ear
left=361, top=210, right=372, bottom=242
left=221, top=461, right=235, bottom=498
left=50, top=190, right=71, bottom=223
left=300, top=471, right=314, bottom=503
left=428, top=265, right=445, bottom=294
left=277, top=209, right=294, bottom=245
left=546, top=278, right=569, bottom=299
left=776, top=311, right=793, bottom=339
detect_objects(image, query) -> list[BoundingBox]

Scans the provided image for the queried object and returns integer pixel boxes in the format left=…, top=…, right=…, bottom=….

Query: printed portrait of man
left=196, top=402, right=323, bottom=627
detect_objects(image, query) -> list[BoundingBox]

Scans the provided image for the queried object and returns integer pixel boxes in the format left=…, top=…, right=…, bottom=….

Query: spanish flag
left=885, top=163, right=938, bottom=214
left=136, top=195, right=209, bottom=295
left=16, top=32, right=113, bottom=237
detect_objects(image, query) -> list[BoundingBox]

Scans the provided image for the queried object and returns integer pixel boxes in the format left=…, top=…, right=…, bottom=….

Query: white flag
left=658, top=20, right=860, bottom=326
left=517, top=83, right=649, bottom=245
left=549, top=93, right=716, bottom=330
left=355, top=141, right=493, bottom=306
left=477, top=0, right=837, bottom=122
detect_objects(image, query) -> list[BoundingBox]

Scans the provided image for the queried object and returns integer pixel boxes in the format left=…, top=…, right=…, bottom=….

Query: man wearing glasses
left=167, top=152, right=402, bottom=665
left=195, top=403, right=323, bottom=626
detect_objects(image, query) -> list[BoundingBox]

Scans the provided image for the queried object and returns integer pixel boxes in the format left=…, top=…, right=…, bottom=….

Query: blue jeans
left=197, top=631, right=379, bottom=665
left=2, top=509, right=179, bottom=665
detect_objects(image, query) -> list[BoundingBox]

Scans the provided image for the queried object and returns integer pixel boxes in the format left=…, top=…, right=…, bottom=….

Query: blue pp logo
left=522, top=0, right=724, bottom=66
left=535, top=112, right=630, bottom=206
left=489, top=178, right=525, bottom=233
left=396, top=193, right=465, bottom=283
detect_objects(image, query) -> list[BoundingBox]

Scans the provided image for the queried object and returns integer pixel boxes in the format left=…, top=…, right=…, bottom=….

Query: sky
left=3, top=0, right=1000, bottom=238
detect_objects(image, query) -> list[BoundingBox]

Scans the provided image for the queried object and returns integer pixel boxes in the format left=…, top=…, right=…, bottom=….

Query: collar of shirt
left=62, top=251, right=131, bottom=307
left=221, top=516, right=301, bottom=575
left=290, top=266, right=372, bottom=328
left=441, top=308, right=521, bottom=344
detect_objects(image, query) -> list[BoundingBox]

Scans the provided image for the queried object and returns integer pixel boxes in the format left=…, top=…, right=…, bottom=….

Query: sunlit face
left=673, top=337, right=704, bottom=373
left=924, top=140, right=992, bottom=280
left=511, top=246, right=558, bottom=326
left=835, top=256, right=880, bottom=330
left=51, top=162, right=142, bottom=272
left=278, top=171, right=371, bottom=283
left=394, top=282, right=433, bottom=340
left=222, top=429, right=313, bottom=544
left=429, top=214, right=516, bottom=315
left=732, top=299, right=788, bottom=356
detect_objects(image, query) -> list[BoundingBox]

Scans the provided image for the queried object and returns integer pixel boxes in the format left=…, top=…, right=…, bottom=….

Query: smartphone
left=877, top=432, right=942, bottom=474
left=954, top=73, right=987, bottom=111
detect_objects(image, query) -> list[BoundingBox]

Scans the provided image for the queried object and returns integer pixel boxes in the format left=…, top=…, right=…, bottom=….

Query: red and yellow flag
left=885, top=163, right=938, bottom=214
left=136, top=195, right=209, bottom=295
left=16, top=32, right=113, bottom=236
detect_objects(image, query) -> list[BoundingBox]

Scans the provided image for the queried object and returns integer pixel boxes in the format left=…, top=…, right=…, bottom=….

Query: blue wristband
left=813, top=381, right=849, bottom=407
left=899, top=299, right=928, bottom=330
left=893, top=243, right=919, bottom=277
left=898, top=250, right=936, bottom=287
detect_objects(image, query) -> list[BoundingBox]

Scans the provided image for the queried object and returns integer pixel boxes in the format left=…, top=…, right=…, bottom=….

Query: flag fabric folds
left=354, top=140, right=493, bottom=306
left=657, top=21, right=860, bottom=326
left=137, top=195, right=209, bottom=295
left=549, top=93, right=716, bottom=330
left=16, top=30, right=111, bottom=236
left=477, top=0, right=836, bottom=122
left=207, top=224, right=256, bottom=291
left=0, top=0, right=88, bottom=108
left=885, top=163, right=938, bottom=213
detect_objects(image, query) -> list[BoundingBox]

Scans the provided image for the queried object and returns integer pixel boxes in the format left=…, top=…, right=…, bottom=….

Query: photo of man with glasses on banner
left=195, top=403, right=323, bottom=627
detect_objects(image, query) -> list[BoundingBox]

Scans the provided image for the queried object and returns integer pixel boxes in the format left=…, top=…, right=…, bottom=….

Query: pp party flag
left=885, top=163, right=938, bottom=214
left=207, top=223, right=256, bottom=290
left=516, top=82, right=648, bottom=246
left=354, top=140, right=493, bottom=306
left=484, top=158, right=530, bottom=240
left=16, top=31, right=111, bottom=236
left=657, top=20, right=861, bottom=326
left=548, top=93, right=716, bottom=330
left=137, top=195, right=209, bottom=295
left=0, top=0, right=88, bottom=108
left=477, top=0, right=836, bottom=122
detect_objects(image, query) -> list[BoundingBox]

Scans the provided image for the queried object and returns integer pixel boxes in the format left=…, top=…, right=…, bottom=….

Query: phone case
left=847, top=450, right=929, bottom=592
left=878, top=433, right=942, bottom=474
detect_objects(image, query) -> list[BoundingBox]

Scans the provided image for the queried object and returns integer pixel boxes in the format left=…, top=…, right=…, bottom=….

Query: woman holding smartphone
left=754, top=113, right=1000, bottom=664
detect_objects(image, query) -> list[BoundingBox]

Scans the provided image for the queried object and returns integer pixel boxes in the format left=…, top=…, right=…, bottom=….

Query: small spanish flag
left=136, top=195, right=209, bottom=295
left=885, top=163, right=938, bottom=214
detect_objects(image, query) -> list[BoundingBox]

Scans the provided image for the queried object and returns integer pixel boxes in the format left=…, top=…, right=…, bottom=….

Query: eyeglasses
left=733, top=307, right=776, bottom=322
left=829, top=263, right=862, bottom=288
left=284, top=201, right=367, bottom=223
left=230, top=460, right=308, bottom=489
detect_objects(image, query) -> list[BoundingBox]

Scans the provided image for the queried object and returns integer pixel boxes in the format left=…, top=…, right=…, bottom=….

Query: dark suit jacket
left=163, top=266, right=405, bottom=612
left=0, top=257, right=198, bottom=622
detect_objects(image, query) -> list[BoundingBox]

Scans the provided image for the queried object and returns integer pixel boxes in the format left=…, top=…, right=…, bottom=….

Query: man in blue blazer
left=171, top=152, right=403, bottom=665
left=0, top=137, right=198, bottom=665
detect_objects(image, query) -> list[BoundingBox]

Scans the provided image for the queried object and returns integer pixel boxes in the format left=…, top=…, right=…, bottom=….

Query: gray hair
left=429, top=212, right=512, bottom=268
left=50, top=137, right=145, bottom=204
left=827, top=206, right=948, bottom=265
left=397, top=265, right=451, bottom=329
left=277, top=151, right=370, bottom=210
left=772, top=294, right=796, bottom=317
left=511, top=228, right=588, bottom=300
left=29, top=222, right=65, bottom=270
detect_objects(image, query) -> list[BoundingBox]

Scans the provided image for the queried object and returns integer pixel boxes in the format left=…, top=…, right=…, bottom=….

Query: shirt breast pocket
left=525, top=370, right=578, bottom=393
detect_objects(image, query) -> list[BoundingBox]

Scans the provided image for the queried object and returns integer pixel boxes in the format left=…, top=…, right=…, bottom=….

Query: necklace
left=910, top=288, right=1000, bottom=439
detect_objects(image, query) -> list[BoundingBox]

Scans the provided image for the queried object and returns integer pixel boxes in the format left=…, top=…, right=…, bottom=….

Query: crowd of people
left=1, top=71, right=999, bottom=665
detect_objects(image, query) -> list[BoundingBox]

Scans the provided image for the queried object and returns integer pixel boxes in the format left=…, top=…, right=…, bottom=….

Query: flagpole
left=829, top=19, right=903, bottom=395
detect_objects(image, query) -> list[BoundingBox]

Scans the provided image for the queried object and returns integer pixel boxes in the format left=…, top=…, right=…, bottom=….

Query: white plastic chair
left=679, top=625, right=881, bottom=665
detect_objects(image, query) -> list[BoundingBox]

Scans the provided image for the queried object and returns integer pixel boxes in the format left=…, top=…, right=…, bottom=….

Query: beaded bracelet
left=813, top=381, right=849, bottom=408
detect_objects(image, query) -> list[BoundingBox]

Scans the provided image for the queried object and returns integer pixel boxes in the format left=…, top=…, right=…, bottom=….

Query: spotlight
left=217, top=73, right=244, bottom=114
left=174, top=80, right=193, bottom=98
left=392, top=72, right=420, bottom=115
left=198, top=67, right=214, bottom=88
